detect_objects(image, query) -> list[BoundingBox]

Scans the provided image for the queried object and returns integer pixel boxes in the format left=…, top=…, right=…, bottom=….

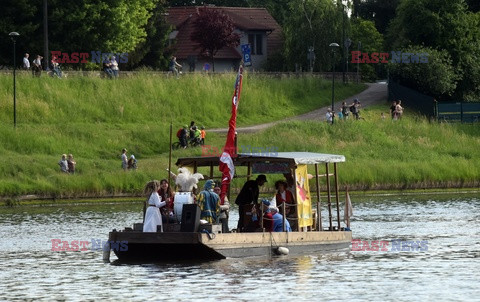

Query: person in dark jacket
left=235, top=174, right=267, bottom=232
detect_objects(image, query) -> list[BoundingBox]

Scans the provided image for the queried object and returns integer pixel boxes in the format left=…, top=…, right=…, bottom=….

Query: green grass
left=222, top=105, right=480, bottom=191
left=0, top=73, right=366, bottom=198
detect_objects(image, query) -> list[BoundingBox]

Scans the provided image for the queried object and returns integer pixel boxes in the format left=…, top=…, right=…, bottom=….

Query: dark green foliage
left=388, top=46, right=459, bottom=98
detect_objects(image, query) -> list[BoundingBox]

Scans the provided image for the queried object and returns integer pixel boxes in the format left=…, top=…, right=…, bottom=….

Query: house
left=165, top=6, right=283, bottom=72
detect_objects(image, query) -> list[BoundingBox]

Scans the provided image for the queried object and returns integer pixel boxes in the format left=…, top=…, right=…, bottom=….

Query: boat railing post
left=293, top=167, right=299, bottom=232
left=334, top=163, right=341, bottom=231
left=325, top=163, right=333, bottom=230
left=315, top=164, right=322, bottom=231
left=282, top=199, right=286, bottom=232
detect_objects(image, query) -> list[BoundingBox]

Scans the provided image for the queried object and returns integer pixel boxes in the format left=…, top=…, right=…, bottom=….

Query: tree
left=350, top=18, right=384, bottom=81
left=355, top=0, right=401, bottom=34
left=127, top=0, right=173, bottom=69
left=284, top=0, right=342, bottom=72
left=0, top=0, right=159, bottom=69
left=190, top=7, right=240, bottom=71
left=388, top=46, right=459, bottom=99
left=48, top=0, right=157, bottom=54
left=386, top=0, right=480, bottom=101
left=0, top=0, right=41, bottom=67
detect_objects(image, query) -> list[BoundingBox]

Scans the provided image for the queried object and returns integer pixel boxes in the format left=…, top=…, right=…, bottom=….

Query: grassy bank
left=225, top=105, right=480, bottom=191
left=0, top=73, right=366, bottom=198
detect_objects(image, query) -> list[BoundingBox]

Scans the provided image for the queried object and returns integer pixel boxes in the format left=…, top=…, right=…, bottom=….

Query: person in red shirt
left=275, top=180, right=295, bottom=217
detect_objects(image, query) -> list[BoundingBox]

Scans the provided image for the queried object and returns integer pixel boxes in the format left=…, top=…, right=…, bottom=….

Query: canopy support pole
left=334, top=163, right=341, bottom=231
left=325, top=163, right=333, bottom=230
left=315, top=164, right=322, bottom=231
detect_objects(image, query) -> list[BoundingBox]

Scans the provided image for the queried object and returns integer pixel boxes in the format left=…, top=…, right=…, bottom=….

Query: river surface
left=0, top=193, right=478, bottom=301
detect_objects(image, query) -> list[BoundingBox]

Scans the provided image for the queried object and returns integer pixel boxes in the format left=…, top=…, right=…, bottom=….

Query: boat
left=107, top=152, right=352, bottom=262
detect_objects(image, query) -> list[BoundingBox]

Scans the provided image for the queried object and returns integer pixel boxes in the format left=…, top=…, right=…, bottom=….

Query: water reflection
left=0, top=194, right=478, bottom=301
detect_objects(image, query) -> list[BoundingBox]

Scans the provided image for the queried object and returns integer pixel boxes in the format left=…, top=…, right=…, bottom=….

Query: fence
left=388, top=81, right=435, bottom=117
left=436, top=102, right=480, bottom=123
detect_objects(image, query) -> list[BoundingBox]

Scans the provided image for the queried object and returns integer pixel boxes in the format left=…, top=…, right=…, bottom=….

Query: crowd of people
left=21, top=52, right=120, bottom=78
left=141, top=171, right=299, bottom=234
left=326, top=98, right=362, bottom=123
left=326, top=98, right=406, bottom=123
left=176, top=120, right=206, bottom=148
left=142, top=178, right=231, bottom=233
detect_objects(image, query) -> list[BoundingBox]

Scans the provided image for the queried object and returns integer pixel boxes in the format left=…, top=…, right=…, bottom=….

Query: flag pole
left=168, top=122, right=173, bottom=185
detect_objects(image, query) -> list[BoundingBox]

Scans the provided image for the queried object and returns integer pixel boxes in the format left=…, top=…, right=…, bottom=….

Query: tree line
left=1, top=0, right=479, bottom=101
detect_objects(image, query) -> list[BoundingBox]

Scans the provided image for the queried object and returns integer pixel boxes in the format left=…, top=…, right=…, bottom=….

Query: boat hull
left=108, top=231, right=352, bottom=262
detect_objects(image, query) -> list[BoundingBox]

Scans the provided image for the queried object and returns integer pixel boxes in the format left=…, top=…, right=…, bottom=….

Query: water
left=0, top=193, right=479, bottom=301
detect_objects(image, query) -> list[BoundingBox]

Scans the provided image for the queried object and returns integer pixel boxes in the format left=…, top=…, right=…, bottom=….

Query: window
left=255, top=34, right=263, bottom=55
left=248, top=33, right=263, bottom=55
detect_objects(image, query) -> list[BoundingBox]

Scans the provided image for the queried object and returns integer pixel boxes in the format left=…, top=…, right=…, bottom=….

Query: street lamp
left=9, top=32, right=20, bottom=128
left=308, top=46, right=315, bottom=73
left=329, top=42, right=339, bottom=125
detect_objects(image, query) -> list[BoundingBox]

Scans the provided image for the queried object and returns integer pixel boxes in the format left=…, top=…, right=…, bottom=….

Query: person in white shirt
left=32, top=55, right=42, bottom=77
left=326, top=108, right=334, bottom=124
left=110, top=56, right=119, bottom=78
left=23, top=53, right=30, bottom=70
left=121, top=148, right=128, bottom=171
left=143, top=180, right=167, bottom=232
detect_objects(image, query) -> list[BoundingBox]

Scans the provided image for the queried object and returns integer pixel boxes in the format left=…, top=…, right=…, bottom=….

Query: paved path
left=209, top=82, right=388, bottom=134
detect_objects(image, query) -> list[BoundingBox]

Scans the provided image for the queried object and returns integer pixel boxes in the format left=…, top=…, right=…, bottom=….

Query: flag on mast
left=219, top=66, right=243, bottom=204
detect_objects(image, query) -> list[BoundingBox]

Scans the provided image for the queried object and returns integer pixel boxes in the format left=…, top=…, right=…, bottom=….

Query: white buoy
left=274, top=246, right=289, bottom=255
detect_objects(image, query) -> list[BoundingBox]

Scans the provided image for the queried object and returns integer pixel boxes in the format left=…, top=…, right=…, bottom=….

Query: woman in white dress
left=143, top=180, right=166, bottom=232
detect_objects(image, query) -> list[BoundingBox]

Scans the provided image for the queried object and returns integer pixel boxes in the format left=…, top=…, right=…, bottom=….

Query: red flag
left=219, top=66, right=243, bottom=204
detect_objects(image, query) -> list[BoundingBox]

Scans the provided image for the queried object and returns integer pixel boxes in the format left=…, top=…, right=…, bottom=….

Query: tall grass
left=0, top=73, right=365, bottom=197
left=220, top=105, right=480, bottom=190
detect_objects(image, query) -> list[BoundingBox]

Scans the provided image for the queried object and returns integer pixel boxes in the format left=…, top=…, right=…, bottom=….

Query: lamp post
left=9, top=32, right=20, bottom=128
left=329, top=43, right=339, bottom=125
left=308, top=46, right=315, bottom=73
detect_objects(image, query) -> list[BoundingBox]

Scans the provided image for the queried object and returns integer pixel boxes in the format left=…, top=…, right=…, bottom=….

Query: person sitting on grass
left=58, top=154, right=69, bottom=173
left=67, top=154, right=76, bottom=174
left=128, top=155, right=137, bottom=170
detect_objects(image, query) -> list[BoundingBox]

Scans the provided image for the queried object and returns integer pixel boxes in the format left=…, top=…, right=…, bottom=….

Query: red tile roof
left=166, top=6, right=283, bottom=60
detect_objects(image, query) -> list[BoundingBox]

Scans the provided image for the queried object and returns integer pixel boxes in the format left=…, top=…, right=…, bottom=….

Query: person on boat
left=275, top=180, right=295, bottom=216
left=196, top=179, right=220, bottom=224
left=214, top=182, right=230, bottom=233
left=271, top=206, right=292, bottom=232
left=143, top=180, right=167, bottom=232
left=235, top=174, right=267, bottom=232
left=261, top=199, right=274, bottom=232
left=158, top=179, right=175, bottom=223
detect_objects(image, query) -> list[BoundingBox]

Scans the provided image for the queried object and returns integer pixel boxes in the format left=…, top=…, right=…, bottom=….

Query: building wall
left=236, top=31, right=268, bottom=71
